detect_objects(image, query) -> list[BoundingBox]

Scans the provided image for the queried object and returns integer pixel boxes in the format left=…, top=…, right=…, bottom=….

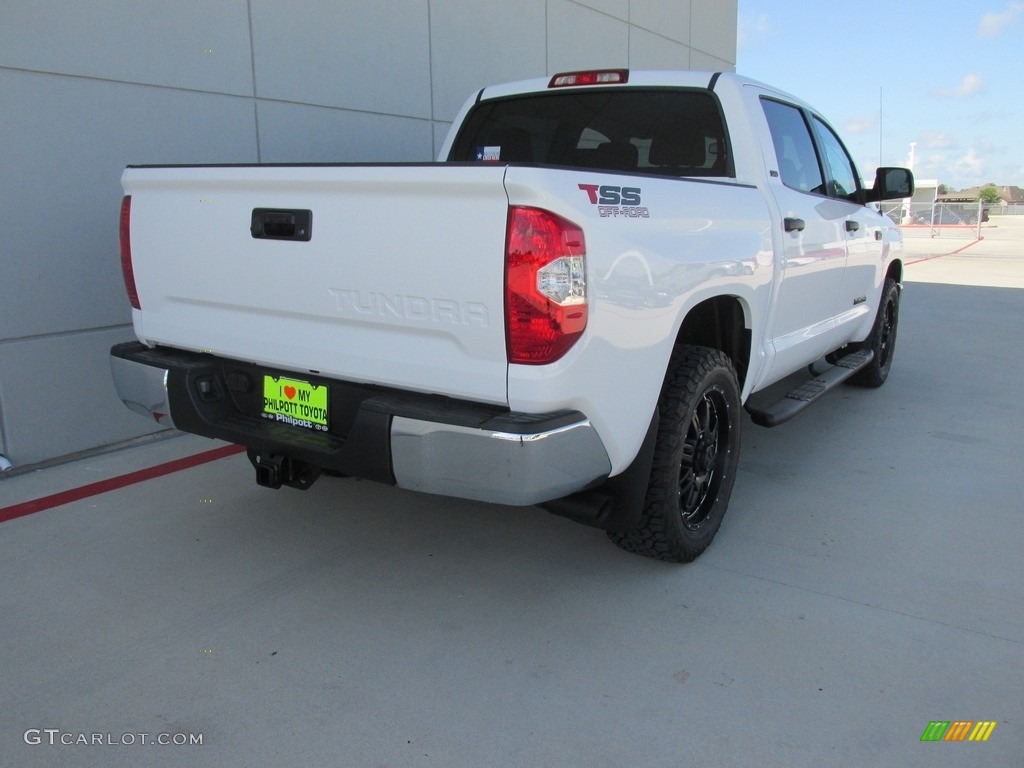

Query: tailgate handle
left=251, top=209, right=312, bottom=241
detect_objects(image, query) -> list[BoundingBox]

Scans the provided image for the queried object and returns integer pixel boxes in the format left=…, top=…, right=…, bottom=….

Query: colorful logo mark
left=920, top=721, right=997, bottom=742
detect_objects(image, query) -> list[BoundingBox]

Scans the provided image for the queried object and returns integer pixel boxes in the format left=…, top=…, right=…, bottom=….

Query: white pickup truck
left=111, top=69, right=913, bottom=562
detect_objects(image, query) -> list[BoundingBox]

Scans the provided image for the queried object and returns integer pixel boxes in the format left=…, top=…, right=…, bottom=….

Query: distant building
left=939, top=185, right=1024, bottom=206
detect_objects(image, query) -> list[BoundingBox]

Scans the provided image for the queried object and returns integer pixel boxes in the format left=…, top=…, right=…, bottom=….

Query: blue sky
left=736, top=0, right=1024, bottom=190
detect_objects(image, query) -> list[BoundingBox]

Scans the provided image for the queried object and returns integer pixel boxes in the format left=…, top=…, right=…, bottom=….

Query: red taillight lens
left=119, top=195, right=140, bottom=309
left=505, top=207, right=587, bottom=365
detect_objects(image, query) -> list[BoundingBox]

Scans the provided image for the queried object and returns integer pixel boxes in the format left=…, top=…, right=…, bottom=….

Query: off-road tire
left=849, top=277, right=900, bottom=388
left=609, top=345, right=741, bottom=563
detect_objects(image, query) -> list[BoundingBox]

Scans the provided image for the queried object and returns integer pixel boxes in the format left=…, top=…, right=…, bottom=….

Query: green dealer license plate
left=262, top=375, right=329, bottom=431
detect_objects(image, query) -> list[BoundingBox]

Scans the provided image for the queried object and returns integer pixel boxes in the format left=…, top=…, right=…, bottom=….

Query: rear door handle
left=784, top=217, right=805, bottom=232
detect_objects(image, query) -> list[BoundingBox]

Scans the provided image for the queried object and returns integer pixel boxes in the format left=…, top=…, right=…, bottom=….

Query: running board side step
left=745, top=349, right=874, bottom=428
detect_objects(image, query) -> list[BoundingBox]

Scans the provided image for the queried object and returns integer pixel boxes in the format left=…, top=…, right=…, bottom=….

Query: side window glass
left=812, top=116, right=859, bottom=199
left=760, top=98, right=824, bottom=194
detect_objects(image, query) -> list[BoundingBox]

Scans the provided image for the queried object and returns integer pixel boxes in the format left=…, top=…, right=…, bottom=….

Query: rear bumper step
left=109, top=342, right=611, bottom=506
left=745, top=349, right=874, bottom=428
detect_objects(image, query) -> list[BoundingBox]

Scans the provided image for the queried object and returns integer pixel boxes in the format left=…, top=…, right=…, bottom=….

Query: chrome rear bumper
left=110, top=342, right=611, bottom=506
left=109, top=352, right=176, bottom=429
left=391, top=415, right=610, bottom=506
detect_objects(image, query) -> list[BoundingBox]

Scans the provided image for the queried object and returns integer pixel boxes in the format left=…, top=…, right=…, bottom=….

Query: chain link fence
left=990, top=204, right=1024, bottom=216
left=883, top=200, right=986, bottom=239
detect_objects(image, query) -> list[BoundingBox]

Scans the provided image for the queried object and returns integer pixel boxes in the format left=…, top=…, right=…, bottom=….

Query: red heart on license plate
left=283, top=386, right=297, bottom=400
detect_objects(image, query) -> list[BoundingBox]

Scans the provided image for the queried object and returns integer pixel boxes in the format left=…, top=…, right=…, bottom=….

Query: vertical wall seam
left=427, top=0, right=436, bottom=159
left=246, top=0, right=262, bottom=162
left=689, top=0, right=694, bottom=68
left=626, top=0, right=631, bottom=65
left=545, top=0, right=550, bottom=74
left=0, top=389, right=9, bottom=462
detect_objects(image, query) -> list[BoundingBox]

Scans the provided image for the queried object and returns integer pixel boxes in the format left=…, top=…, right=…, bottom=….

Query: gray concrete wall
left=0, top=0, right=736, bottom=468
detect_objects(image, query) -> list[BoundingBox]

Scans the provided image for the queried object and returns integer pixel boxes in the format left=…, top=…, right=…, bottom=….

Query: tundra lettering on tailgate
left=329, top=289, right=489, bottom=327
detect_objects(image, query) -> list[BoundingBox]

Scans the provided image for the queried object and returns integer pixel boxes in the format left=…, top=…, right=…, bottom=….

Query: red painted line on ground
left=906, top=236, right=984, bottom=265
left=900, top=224, right=976, bottom=229
left=0, top=444, right=246, bottom=524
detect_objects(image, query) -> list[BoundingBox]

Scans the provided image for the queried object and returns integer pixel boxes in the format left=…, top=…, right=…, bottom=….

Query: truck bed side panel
left=503, top=166, right=774, bottom=474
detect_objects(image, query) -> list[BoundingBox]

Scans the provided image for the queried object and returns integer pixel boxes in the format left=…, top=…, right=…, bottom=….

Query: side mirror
left=867, top=167, right=915, bottom=202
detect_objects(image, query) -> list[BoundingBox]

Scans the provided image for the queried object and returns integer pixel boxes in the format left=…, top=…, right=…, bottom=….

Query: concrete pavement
left=1, top=220, right=1021, bottom=767
left=901, top=212, right=1024, bottom=288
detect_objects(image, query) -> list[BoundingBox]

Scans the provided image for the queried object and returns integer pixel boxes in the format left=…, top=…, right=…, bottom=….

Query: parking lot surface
left=2, top=219, right=1022, bottom=767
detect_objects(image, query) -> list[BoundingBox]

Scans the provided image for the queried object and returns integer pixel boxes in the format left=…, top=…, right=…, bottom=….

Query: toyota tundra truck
left=111, top=69, right=913, bottom=562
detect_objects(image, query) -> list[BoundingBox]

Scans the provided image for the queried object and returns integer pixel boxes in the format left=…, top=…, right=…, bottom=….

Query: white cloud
left=918, top=130, right=957, bottom=149
left=911, top=153, right=949, bottom=181
left=737, top=13, right=772, bottom=53
left=844, top=112, right=877, bottom=136
left=965, top=110, right=1013, bottom=122
left=954, top=148, right=986, bottom=179
left=930, top=74, right=985, bottom=98
left=973, top=138, right=998, bottom=155
left=979, top=1, right=1024, bottom=37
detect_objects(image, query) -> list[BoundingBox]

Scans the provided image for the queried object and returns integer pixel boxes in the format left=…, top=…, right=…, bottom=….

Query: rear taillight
left=119, top=195, right=140, bottom=309
left=505, top=207, right=587, bottom=365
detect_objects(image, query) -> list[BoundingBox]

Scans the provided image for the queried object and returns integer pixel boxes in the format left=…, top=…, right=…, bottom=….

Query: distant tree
left=979, top=186, right=1001, bottom=204
left=937, top=184, right=949, bottom=195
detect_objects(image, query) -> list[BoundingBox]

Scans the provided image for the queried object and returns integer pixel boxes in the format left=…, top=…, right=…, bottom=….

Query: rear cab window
left=449, top=89, right=734, bottom=179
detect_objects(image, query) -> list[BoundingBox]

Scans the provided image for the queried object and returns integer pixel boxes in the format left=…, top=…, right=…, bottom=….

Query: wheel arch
left=673, top=295, right=751, bottom=391
left=543, top=294, right=751, bottom=543
left=887, top=258, right=903, bottom=285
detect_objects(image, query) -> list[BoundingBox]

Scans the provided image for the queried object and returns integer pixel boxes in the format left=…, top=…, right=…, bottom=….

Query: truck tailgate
left=123, top=164, right=510, bottom=405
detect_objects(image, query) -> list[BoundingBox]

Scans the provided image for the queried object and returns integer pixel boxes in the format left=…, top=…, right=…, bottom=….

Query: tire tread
left=609, top=345, right=740, bottom=563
